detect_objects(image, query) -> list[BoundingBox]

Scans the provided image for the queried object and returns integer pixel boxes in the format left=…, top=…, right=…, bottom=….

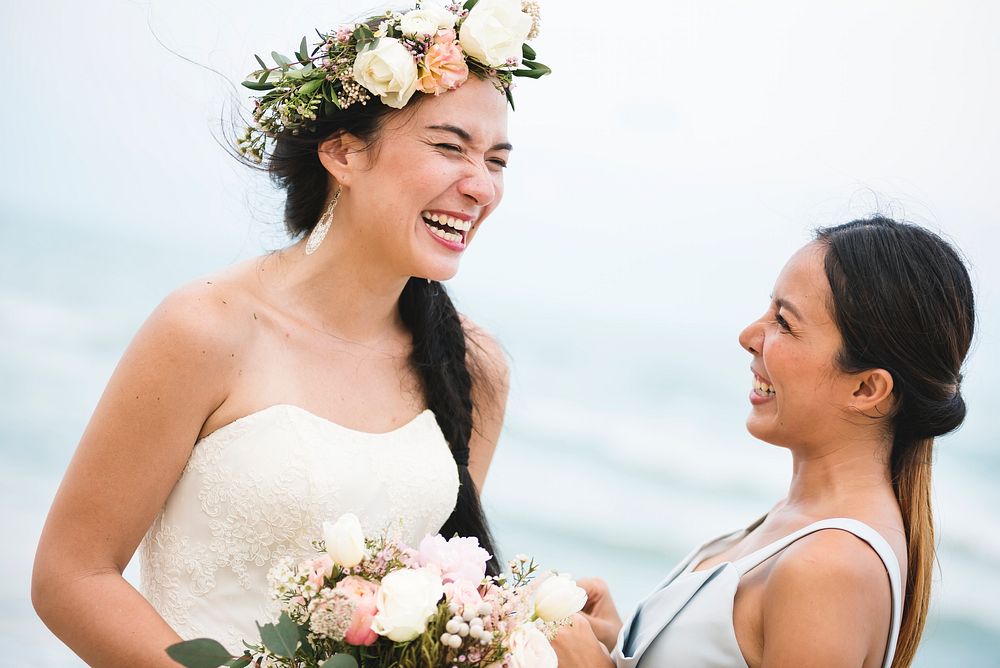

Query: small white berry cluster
left=440, top=599, right=496, bottom=649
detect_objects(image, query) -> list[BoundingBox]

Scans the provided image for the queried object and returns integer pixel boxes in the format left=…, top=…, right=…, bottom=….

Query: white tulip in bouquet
left=167, top=514, right=586, bottom=667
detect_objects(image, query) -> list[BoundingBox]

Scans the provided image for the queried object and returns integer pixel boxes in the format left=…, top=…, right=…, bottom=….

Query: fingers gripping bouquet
left=167, top=514, right=587, bottom=667
left=236, top=0, right=550, bottom=163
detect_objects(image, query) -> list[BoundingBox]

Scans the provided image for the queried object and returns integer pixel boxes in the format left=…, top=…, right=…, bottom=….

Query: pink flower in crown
left=435, top=27, right=457, bottom=44
left=417, top=36, right=469, bottom=95
left=335, top=24, right=355, bottom=43
left=334, top=576, right=380, bottom=646
left=417, top=534, right=490, bottom=585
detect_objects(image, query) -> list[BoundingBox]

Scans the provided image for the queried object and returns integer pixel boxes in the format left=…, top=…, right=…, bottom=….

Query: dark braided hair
left=264, top=97, right=502, bottom=575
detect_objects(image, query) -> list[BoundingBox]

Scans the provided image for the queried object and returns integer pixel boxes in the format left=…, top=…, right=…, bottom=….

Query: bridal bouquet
left=167, top=514, right=586, bottom=667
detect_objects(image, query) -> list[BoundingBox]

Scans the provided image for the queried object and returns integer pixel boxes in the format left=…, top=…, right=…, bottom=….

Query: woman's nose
left=457, top=163, right=497, bottom=207
left=739, top=319, right=763, bottom=355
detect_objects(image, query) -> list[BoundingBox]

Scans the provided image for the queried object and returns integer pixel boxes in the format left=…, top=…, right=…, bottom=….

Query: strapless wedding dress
left=139, top=404, right=459, bottom=653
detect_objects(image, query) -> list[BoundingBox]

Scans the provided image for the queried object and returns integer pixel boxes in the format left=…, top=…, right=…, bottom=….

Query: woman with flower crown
left=551, top=217, right=975, bottom=667
left=31, top=1, right=548, bottom=665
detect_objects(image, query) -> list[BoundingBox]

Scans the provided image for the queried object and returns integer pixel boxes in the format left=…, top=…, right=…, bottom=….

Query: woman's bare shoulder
left=149, top=262, right=270, bottom=353
left=757, top=528, right=894, bottom=664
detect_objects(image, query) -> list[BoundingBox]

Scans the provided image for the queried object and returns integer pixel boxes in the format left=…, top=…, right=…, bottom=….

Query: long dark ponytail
left=263, top=99, right=502, bottom=575
left=815, top=216, right=975, bottom=666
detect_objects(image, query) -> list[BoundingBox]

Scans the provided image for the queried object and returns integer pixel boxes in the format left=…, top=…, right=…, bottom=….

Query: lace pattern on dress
left=139, top=405, right=459, bottom=651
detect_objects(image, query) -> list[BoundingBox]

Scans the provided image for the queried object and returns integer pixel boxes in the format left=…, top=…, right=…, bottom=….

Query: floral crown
left=237, top=0, right=549, bottom=163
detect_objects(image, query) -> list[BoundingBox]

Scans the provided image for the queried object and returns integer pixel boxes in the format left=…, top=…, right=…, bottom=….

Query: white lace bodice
left=139, top=404, right=459, bottom=652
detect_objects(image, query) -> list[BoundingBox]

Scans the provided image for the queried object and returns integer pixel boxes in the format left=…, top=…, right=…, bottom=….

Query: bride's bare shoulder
left=144, top=257, right=274, bottom=355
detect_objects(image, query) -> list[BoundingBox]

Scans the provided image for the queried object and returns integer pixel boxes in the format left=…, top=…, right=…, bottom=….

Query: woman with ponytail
left=32, top=2, right=547, bottom=663
left=554, top=216, right=975, bottom=668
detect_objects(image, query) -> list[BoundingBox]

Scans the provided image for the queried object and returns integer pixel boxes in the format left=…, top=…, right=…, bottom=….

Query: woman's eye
left=775, top=313, right=790, bottom=330
left=436, top=143, right=462, bottom=152
left=488, top=158, right=508, bottom=169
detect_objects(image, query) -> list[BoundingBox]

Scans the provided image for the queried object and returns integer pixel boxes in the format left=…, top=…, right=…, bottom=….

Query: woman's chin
left=744, top=418, right=785, bottom=448
left=417, top=259, right=461, bottom=283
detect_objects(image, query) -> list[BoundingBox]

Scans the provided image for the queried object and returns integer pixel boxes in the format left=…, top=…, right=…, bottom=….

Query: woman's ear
left=317, top=132, right=366, bottom=186
left=850, top=368, right=895, bottom=417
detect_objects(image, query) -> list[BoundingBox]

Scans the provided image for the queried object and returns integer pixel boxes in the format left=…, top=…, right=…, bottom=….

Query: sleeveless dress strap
left=731, top=518, right=904, bottom=668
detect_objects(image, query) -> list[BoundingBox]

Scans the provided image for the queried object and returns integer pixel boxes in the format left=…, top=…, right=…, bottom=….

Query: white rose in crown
left=400, top=2, right=457, bottom=37
left=353, top=38, right=419, bottom=108
left=459, top=0, right=533, bottom=67
left=371, top=568, right=444, bottom=642
left=533, top=573, right=588, bottom=622
left=322, top=514, right=366, bottom=568
left=506, top=622, right=557, bottom=668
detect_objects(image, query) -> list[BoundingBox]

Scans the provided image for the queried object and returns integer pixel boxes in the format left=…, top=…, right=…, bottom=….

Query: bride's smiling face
left=323, top=77, right=510, bottom=281
left=738, top=242, right=865, bottom=449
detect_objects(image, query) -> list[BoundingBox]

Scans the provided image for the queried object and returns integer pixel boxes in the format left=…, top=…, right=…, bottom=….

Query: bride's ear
left=849, top=368, right=894, bottom=417
left=317, top=132, right=365, bottom=186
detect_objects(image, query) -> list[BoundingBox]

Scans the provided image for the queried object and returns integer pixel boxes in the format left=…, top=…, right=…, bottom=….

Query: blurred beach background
left=2, top=0, right=998, bottom=665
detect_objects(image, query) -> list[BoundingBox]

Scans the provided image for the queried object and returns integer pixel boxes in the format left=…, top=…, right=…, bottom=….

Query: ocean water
left=2, top=213, right=998, bottom=666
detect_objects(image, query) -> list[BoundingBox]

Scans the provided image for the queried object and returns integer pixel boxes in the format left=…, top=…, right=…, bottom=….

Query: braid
left=399, top=278, right=501, bottom=575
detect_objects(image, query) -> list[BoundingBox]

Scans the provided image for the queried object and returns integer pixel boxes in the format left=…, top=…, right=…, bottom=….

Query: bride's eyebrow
left=425, top=124, right=513, bottom=151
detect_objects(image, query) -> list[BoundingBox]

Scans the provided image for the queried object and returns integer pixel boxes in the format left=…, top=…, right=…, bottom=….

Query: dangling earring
left=305, top=187, right=342, bottom=255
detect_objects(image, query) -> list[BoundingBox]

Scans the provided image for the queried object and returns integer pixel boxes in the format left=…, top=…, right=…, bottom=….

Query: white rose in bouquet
left=458, top=0, right=532, bottom=67
left=533, top=573, right=588, bottom=622
left=322, top=514, right=366, bottom=568
left=353, top=38, right=419, bottom=108
left=371, top=568, right=444, bottom=642
left=507, top=622, right=557, bottom=668
left=400, top=2, right=456, bottom=37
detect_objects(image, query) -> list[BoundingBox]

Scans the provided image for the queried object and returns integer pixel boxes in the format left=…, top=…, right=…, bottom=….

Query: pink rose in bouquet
left=335, top=576, right=379, bottom=646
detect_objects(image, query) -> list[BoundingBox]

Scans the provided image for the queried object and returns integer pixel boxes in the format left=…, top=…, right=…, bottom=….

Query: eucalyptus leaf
left=166, top=638, right=234, bottom=668
left=504, top=86, right=516, bottom=111
left=522, top=43, right=536, bottom=61
left=243, top=81, right=277, bottom=91
left=300, top=78, right=323, bottom=96
left=271, top=51, right=292, bottom=70
left=255, top=54, right=268, bottom=71
left=512, top=69, right=548, bottom=79
left=257, top=70, right=269, bottom=85
left=320, top=654, right=360, bottom=668
left=257, top=613, right=300, bottom=659
left=512, top=62, right=551, bottom=79
left=298, top=36, right=310, bottom=64
left=224, top=656, right=253, bottom=668
left=464, top=0, right=480, bottom=10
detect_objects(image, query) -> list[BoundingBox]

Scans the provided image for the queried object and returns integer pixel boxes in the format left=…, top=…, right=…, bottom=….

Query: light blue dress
left=612, top=518, right=903, bottom=667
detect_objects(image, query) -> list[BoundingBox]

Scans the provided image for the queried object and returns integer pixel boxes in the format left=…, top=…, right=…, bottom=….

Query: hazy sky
left=4, top=0, right=998, bottom=324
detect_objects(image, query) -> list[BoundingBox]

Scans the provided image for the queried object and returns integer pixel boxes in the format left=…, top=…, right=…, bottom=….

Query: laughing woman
left=555, top=216, right=975, bottom=667
left=31, top=2, right=549, bottom=665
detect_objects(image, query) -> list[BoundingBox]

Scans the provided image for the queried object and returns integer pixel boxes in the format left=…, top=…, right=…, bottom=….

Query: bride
left=31, top=2, right=546, bottom=664
left=554, top=216, right=975, bottom=667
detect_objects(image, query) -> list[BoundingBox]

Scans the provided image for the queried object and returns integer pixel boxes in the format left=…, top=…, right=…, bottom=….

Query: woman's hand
left=551, top=613, right=616, bottom=668
left=576, top=577, right=623, bottom=651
